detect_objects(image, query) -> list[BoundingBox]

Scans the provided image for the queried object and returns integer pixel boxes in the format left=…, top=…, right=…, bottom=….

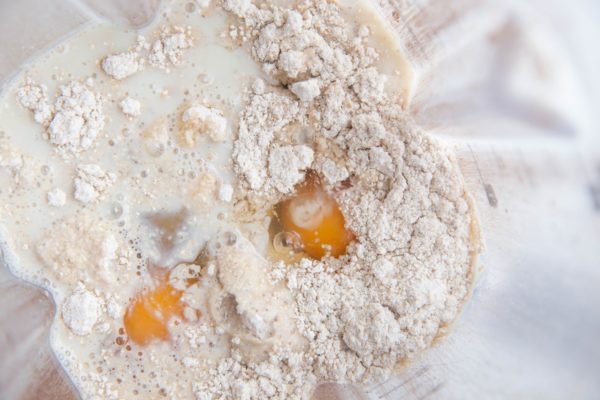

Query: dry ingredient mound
left=201, top=0, right=482, bottom=397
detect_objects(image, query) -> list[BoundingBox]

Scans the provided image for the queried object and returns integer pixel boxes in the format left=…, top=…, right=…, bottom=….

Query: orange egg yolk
left=278, top=177, right=354, bottom=260
left=124, top=282, right=184, bottom=346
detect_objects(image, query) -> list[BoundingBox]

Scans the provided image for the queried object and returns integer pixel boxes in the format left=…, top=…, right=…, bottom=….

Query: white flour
left=73, top=164, right=116, bottom=204
left=47, top=187, right=67, bottom=207
left=15, top=78, right=52, bottom=124
left=119, top=96, right=142, bottom=117
left=17, top=79, right=104, bottom=154
left=180, top=104, right=229, bottom=144
left=148, top=26, right=194, bottom=72
left=101, top=25, right=193, bottom=79
left=102, top=51, right=141, bottom=80
left=0, top=138, right=36, bottom=188
left=62, top=284, right=103, bottom=336
left=219, top=183, right=234, bottom=202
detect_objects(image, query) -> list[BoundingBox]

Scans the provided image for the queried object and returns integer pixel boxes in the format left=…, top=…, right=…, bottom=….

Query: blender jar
left=1, top=0, right=599, bottom=399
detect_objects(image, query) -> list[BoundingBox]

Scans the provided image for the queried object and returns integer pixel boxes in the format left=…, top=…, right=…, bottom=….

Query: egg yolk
left=278, top=176, right=353, bottom=260
left=124, top=281, right=184, bottom=346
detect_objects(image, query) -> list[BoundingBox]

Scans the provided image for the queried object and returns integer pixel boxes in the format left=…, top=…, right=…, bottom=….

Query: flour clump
left=100, top=25, right=193, bottom=78
left=62, top=285, right=103, bottom=336
left=48, top=81, right=104, bottom=152
left=148, top=26, right=193, bottom=71
left=16, top=78, right=53, bottom=125
left=180, top=104, right=228, bottom=145
left=119, top=96, right=142, bottom=117
left=73, top=164, right=116, bottom=204
left=17, top=79, right=105, bottom=154
left=102, top=51, right=141, bottom=80
left=47, top=188, right=67, bottom=207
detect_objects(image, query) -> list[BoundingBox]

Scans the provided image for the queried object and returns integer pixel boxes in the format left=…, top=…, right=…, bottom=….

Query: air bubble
left=111, top=203, right=124, bottom=218
left=224, top=231, right=237, bottom=246
left=273, top=231, right=303, bottom=254
left=145, top=141, right=165, bottom=157
left=185, top=2, right=196, bottom=13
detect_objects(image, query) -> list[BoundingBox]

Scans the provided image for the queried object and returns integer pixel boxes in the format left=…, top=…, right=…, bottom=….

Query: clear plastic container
left=1, top=0, right=599, bottom=399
